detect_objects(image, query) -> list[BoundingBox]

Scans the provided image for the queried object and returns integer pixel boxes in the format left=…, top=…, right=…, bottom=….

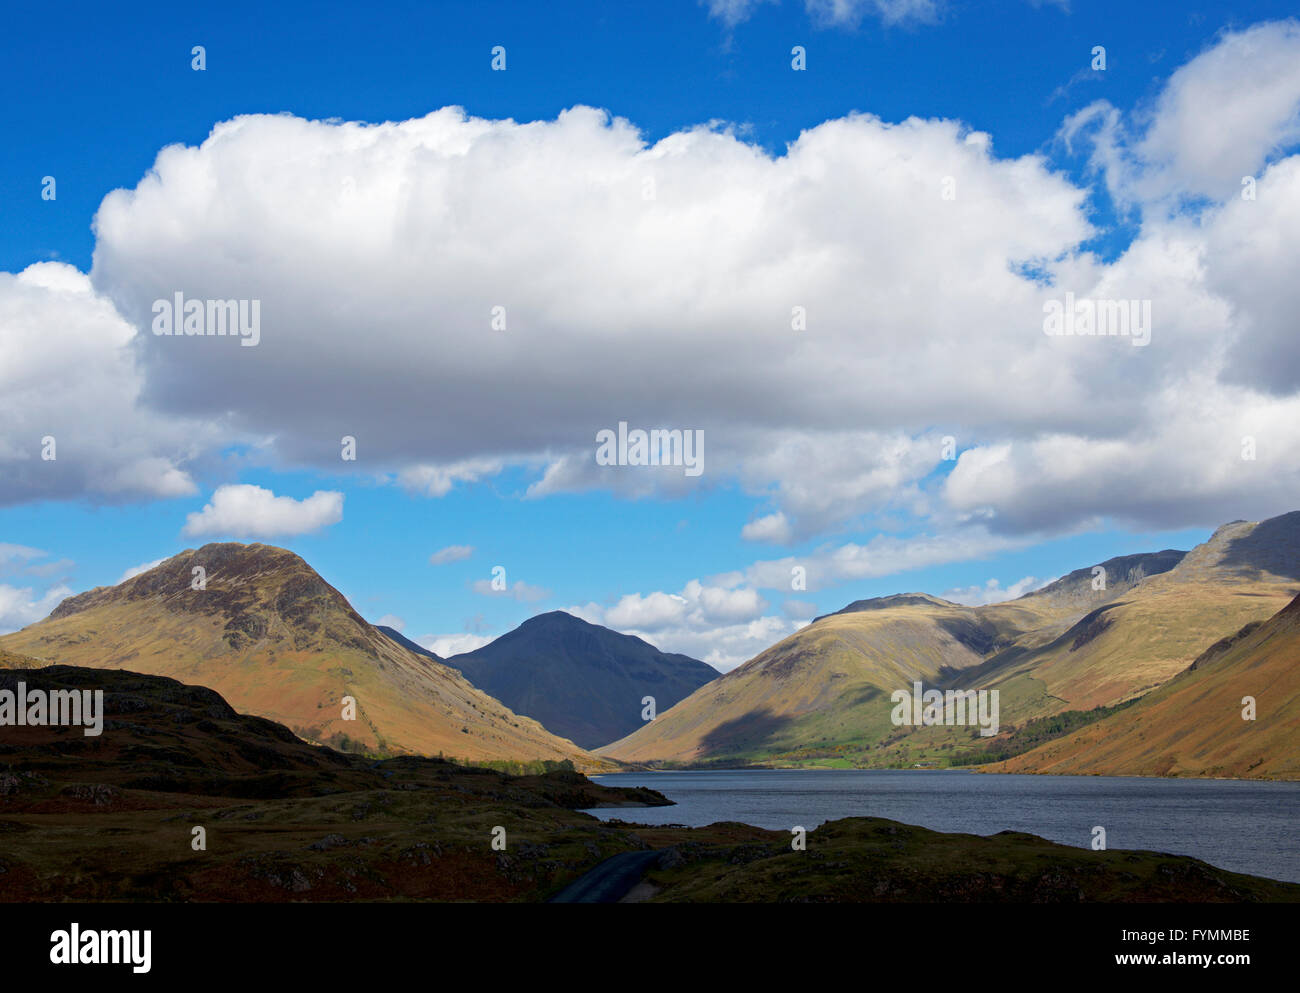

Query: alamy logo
left=50, top=924, right=151, bottom=973
left=890, top=681, right=1000, bottom=737
left=1043, top=292, right=1150, bottom=347
left=0, top=682, right=104, bottom=736
left=596, top=421, right=704, bottom=477
left=152, top=292, right=261, bottom=346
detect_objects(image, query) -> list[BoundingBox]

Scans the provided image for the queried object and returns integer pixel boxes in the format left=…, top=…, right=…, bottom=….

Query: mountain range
left=2, top=510, right=1296, bottom=781
left=600, top=511, right=1299, bottom=776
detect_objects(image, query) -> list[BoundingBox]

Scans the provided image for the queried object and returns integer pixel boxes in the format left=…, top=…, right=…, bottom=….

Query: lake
left=583, top=769, right=1300, bottom=884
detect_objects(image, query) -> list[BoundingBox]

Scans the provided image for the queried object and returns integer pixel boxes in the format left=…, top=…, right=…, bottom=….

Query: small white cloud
left=0, top=545, right=73, bottom=582
left=741, top=512, right=794, bottom=544
left=23, top=558, right=74, bottom=579
left=782, top=599, right=819, bottom=619
left=375, top=614, right=405, bottom=631
left=1137, top=21, right=1300, bottom=201
left=470, top=578, right=551, bottom=603
left=701, top=0, right=777, bottom=28
left=398, top=459, right=503, bottom=498
left=429, top=544, right=474, bottom=565
left=737, top=527, right=1033, bottom=592
left=941, top=575, right=1047, bottom=606
left=0, top=582, right=73, bottom=634
left=117, top=558, right=166, bottom=584
left=806, top=0, right=942, bottom=28
left=421, top=632, right=494, bottom=657
left=181, top=484, right=343, bottom=538
left=0, top=544, right=45, bottom=565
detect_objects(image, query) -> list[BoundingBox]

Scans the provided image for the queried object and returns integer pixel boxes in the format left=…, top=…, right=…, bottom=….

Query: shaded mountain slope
left=445, top=611, right=718, bottom=749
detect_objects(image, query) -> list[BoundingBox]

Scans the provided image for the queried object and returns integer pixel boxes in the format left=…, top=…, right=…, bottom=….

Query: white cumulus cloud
left=181, top=484, right=343, bottom=538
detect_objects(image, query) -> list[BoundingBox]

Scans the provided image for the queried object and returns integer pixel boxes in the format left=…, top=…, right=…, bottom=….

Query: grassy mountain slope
left=987, top=591, right=1300, bottom=779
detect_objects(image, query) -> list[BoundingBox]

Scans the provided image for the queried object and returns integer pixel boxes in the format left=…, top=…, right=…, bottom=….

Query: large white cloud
left=87, top=104, right=1090, bottom=531
left=0, top=20, right=1294, bottom=570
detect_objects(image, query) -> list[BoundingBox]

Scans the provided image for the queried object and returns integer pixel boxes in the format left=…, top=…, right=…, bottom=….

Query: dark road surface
left=548, top=850, right=662, bottom=903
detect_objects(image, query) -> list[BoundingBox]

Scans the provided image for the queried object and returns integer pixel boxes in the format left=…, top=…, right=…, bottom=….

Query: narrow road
left=548, top=850, right=662, bottom=903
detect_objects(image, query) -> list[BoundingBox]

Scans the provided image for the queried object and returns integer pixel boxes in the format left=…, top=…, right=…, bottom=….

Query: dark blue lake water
left=584, top=769, right=1300, bottom=884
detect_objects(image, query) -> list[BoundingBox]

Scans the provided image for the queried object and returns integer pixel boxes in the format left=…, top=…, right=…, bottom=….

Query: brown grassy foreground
left=3, top=667, right=1295, bottom=903
left=629, top=818, right=1300, bottom=903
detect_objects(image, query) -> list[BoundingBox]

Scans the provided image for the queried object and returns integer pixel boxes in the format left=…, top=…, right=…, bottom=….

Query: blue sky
left=2, top=1, right=1299, bottom=667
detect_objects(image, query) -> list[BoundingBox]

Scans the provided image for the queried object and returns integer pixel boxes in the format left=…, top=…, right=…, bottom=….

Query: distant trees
left=949, top=699, right=1140, bottom=766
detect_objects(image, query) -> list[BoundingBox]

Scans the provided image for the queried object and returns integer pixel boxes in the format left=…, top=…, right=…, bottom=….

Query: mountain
left=988, top=591, right=1300, bottom=779
left=0, top=543, right=598, bottom=767
left=601, top=513, right=1298, bottom=769
left=443, top=611, right=718, bottom=748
